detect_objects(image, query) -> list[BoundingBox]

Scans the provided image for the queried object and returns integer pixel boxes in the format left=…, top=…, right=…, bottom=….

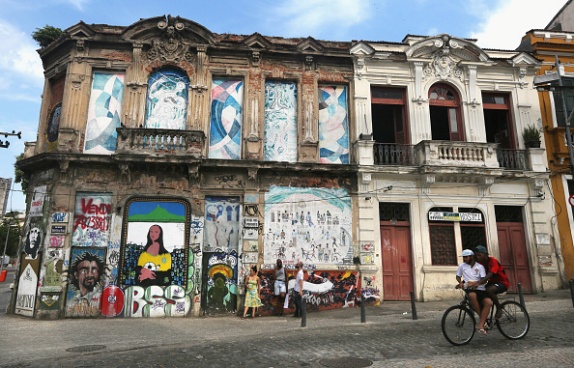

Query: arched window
left=429, top=84, right=463, bottom=141
left=144, top=68, right=189, bottom=130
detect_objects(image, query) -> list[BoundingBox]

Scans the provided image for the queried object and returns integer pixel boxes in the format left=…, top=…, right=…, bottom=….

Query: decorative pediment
left=406, top=34, right=490, bottom=63
left=297, top=37, right=324, bottom=53
left=65, top=21, right=95, bottom=39
left=350, top=42, right=375, bottom=56
left=122, top=15, right=216, bottom=45
left=509, top=52, right=541, bottom=67
left=243, top=33, right=272, bottom=50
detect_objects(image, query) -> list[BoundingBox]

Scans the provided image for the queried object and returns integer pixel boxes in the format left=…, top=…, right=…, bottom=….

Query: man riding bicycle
left=456, top=249, right=492, bottom=335
left=469, top=245, right=510, bottom=320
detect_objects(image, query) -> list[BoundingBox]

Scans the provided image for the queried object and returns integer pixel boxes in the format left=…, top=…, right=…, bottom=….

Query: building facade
left=520, top=24, right=574, bottom=283
left=0, top=178, right=12, bottom=217
left=350, top=34, right=563, bottom=301
left=13, top=15, right=565, bottom=319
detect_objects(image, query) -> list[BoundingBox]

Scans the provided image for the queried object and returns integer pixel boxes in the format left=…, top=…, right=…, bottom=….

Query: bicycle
left=441, top=287, right=530, bottom=346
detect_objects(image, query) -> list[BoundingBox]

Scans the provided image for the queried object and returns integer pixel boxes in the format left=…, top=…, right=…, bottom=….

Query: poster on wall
left=203, top=196, right=240, bottom=252
left=15, top=255, right=41, bottom=317
left=29, top=185, right=47, bottom=217
left=72, top=192, right=112, bottom=247
left=23, top=220, right=43, bottom=260
left=120, top=200, right=189, bottom=288
left=65, top=247, right=106, bottom=317
left=263, top=186, right=352, bottom=266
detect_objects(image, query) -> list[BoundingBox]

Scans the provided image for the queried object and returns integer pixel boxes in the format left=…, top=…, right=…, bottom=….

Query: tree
left=32, top=25, right=63, bottom=47
left=1, top=216, right=21, bottom=258
left=14, top=153, right=28, bottom=193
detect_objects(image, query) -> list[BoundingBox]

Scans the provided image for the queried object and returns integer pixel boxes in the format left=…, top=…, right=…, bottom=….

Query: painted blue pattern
left=209, top=79, right=243, bottom=159
left=145, top=69, right=189, bottom=130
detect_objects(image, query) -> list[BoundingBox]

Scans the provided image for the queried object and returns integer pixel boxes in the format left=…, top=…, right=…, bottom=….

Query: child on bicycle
left=455, top=249, right=493, bottom=335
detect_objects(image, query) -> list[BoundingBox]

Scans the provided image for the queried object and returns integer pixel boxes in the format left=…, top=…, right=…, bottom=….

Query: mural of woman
left=136, top=224, right=172, bottom=287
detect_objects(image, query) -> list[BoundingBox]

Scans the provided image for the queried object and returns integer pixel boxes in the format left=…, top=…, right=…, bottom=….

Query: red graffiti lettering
left=73, top=214, right=110, bottom=232
left=80, top=198, right=112, bottom=215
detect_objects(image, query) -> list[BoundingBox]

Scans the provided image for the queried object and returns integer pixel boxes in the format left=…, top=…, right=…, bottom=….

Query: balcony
left=365, top=141, right=540, bottom=172
left=116, top=127, right=205, bottom=158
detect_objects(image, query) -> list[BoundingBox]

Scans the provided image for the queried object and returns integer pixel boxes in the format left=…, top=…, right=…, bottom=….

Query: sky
left=0, top=0, right=569, bottom=213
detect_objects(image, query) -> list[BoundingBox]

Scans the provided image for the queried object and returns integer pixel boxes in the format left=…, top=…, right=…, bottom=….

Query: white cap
left=461, top=249, right=474, bottom=257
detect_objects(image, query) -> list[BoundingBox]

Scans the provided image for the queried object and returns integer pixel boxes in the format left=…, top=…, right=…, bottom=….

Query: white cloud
left=0, top=20, right=43, bottom=99
left=57, top=0, right=89, bottom=11
left=470, top=0, right=567, bottom=49
left=273, top=0, right=372, bottom=38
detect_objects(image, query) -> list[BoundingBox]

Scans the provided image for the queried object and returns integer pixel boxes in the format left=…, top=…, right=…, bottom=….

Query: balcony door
left=429, top=84, right=464, bottom=141
left=371, top=87, right=408, bottom=144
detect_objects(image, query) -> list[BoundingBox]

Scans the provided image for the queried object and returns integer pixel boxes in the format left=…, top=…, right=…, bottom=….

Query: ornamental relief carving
left=423, top=52, right=464, bottom=82
left=145, top=15, right=194, bottom=63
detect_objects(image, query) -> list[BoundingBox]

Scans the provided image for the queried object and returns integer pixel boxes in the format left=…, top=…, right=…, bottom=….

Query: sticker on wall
left=48, top=235, right=65, bottom=248
left=40, top=293, right=61, bottom=310
left=65, top=247, right=107, bottom=317
left=23, top=222, right=43, bottom=260
left=43, top=248, right=63, bottom=287
left=29, top=185, right=47, bottom=217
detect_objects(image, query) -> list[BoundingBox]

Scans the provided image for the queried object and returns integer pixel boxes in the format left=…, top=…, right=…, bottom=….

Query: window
left=429, top=207, right=486, bottom=265
left=371, top=87, right=408, bottom=144
left=209, top=78, right=244, bottom=159
left=429, top=84, right=463, bottom=141
left=145, top=68, right=189, bottom=130
left=483, top=93, right=514, bottom=149
left=318, top=85, right=349, bottom=164
left=264, top=81, right=298, bottom=162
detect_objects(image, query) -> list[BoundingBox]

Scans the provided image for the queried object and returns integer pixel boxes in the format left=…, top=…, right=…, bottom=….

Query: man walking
left=293, top=261, right=304, bottom=318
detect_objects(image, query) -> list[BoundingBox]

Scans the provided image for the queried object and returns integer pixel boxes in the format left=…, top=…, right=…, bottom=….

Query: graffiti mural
left=201, top=251, right=238, bottom=315
left=43, top=248, right=63, bottom=287
left=264, top=81, right=297, bottom=162
left=84, top=71, right=125, bottom=154
left=145, top=68, right=189, bottom=130
left=121, top=200, right=189, bottom=288
left=208, top=79, right=243, bottom=159
left=23, top=221, right=43, bottom=260
left=123, top=285, right=191, bottom=317
left=72, top=192, right=112, bottom=247
left=264, top=186, right=352, bottom=265
left=258, top=270, right=359, bottom=315
left=15, top=255, right=41, bottom=317
left=204, top=196, right=240, bottom=252
left=65, top=247, right=106, bottom=317
left=318, top=85, right=349, bottom=164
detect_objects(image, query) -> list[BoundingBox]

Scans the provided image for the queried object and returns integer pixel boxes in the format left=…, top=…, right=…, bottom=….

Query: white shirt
left=456, top=262, right=486, bottom=291
left=294, top=269, right=304, bottom=292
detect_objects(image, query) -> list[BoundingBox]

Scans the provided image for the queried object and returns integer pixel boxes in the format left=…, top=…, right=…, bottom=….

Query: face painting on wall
left=65, top=247, right=106, bottom=318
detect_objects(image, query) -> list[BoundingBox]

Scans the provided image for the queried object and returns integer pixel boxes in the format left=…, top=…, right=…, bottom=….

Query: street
left=0, top=279, right=573, bottom=367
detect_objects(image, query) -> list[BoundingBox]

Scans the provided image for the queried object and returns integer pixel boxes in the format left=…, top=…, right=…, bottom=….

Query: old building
left=13, top=15, right=361, bottom=319
left=13, top=15, right=565, bottom=320
left=519, top=0, right=574, bottom=283
left=350, top=34, right=562, bottom=301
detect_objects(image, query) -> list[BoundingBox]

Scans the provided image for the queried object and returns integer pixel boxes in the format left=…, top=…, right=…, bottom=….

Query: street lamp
left=0, top=223, right=18, bottom=274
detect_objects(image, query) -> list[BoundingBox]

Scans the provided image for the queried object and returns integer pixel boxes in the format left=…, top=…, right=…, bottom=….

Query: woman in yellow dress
left=137, top=224, right=172, bottom=286
left=243, top=266, right=263, bottom=319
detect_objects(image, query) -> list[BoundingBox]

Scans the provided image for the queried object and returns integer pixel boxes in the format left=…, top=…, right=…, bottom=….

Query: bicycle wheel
left=441, top=305, right=476, bottom=346
left=496, top=301, right=530, bottom=339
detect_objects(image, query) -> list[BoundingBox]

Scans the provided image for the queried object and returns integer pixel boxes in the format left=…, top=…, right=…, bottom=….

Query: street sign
left=569, top=194, right=574, bottom=207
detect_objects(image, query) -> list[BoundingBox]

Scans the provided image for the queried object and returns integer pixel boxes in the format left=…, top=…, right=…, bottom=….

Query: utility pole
left=0, top=130, right=22, bottom=148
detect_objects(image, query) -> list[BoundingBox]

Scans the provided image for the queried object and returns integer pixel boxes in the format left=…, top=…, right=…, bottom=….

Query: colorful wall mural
left=263, top=186, right=353, bottom=265
left=318, top=85, right=349, bottom=164
left=145, top=68, right=189, bottom=130
left=258, top=270, right=363, bottom=315
left=209, top=79, right=243, bottom=159
left=84, top=72, right=125, bottom=154
left=121, top=200, right=189, bottom=288
left=65, top=247, right=106, bottom=317
left=71, top=192, right=112, bottom=248
left=264, top=81, right=298, bottom=162
left=201, top=251, right=238, bottom=315
left=47, top=103, right=61, bottom=146
left=203, top=196, right=240, bottom=252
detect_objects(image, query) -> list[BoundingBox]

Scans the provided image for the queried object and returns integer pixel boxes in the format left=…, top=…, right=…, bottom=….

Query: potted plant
left=522, top=124, right=541, bottom=148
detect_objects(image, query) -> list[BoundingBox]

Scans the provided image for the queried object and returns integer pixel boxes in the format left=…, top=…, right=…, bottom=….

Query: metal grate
left=319, top=357, right=373, bottom=368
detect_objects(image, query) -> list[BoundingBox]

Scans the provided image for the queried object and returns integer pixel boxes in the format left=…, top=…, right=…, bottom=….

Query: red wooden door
left=381, top=222, right=413, bottom=300
left=497, top=222, right=533, bottom=293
